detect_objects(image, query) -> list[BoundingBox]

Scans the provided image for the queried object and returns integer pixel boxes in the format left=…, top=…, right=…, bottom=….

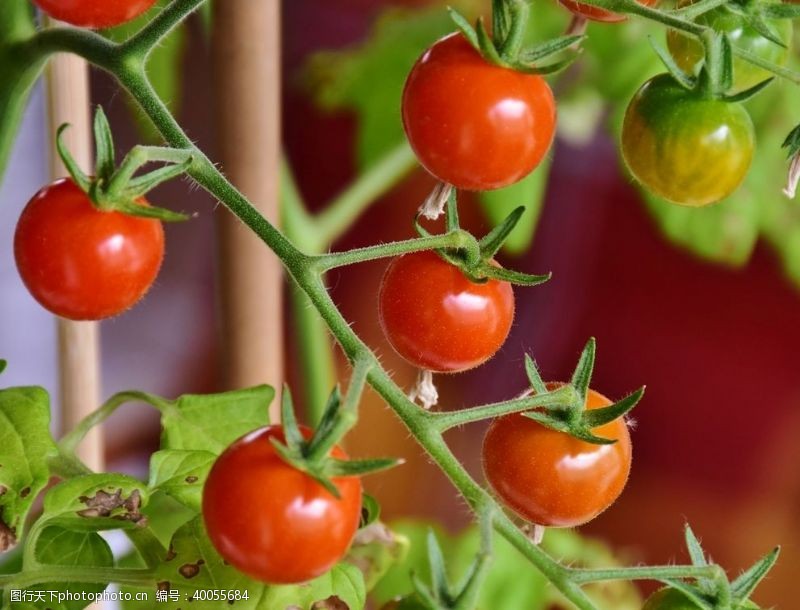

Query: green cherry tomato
left=667, top=3, right=792, bottom=94
left=621, top=74, right=755, bottom=206
left=643, top=589, right=761, bottom=610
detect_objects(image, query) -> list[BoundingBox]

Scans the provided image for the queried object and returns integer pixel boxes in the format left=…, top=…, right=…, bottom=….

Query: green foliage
left=371, top=520, right=642, bottom=609
left=148, top=450, right=215, bottom=511
left=0, top=386, right=58, bottom=551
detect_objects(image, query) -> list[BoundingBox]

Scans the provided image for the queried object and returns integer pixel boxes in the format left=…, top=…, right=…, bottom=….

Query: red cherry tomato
left=14, top=178, right=164, bottom=321
left=557, top=0, right=658, bottom=22
left=402, top=33, right=556, bottom=191
left=202, top=425, right=363, bottom=584
left=482, top=384, right=632, bottom=527
left=32, top=0, right=157, bottom=28
left=379, top=251, right=515, bottom=373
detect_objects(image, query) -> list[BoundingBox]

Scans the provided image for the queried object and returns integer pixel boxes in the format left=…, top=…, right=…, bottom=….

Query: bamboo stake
left=213, top=0, right=283, bottom=418
left=44, top=31, right=104, bottom=471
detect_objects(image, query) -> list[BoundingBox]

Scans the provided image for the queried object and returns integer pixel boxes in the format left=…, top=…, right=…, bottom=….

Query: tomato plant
left=379, top=250, right=515, bottom=373
left=32, top=0, right=157, bottom=28
left=401, top=33, right=556, bottom=191
left=482, top=384, right=632, bottom=527
left=557, top=0, right=658, bottom=23
left=202, top=424, right=363, bottom=584
left=621, top=74, right=755, bottom=206
left=667, top=2, right=792, bottom=94
left=14, top=178, right=164, bottom=321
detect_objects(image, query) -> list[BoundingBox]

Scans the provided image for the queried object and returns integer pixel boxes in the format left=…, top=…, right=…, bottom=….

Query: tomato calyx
left=268, top=369, right=402, bottom=499
left=448, top=0, right=584, bottom=75
left=651, top=524, right=777, bottom=610
left=522, top=338, right=644, bottom=445
left=415, top=190, right=550, bottom=287
left=57, top=107, right=192, bottom=222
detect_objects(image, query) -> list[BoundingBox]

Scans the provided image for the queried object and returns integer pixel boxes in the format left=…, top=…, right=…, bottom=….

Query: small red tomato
left=483, top=384, right=632, bottom=527
left=379, top=251, right=515, bottom=373
left=32, top=0, right=157, bottom=28
left=14, top=178, right=164, bottom=321
left=402, top=33, right=556, bottom=191
left=557, top=0, right=658, bottom=22
left=202, top=425, right=363, bottom=584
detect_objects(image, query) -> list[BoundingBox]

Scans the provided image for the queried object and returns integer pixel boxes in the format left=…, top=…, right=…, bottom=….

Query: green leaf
left=730, top=547, right=780, bottom=601
left=14, top=527, right=114, bottom=610
left=148, top=450, right=216, bottom=511
left=39, top=473, right=149, bottom=533
left=160, top=385, right=274, bottom=453
left=0, top=386, right=57, bottom=551
left=346, top=523, right=409, bottom=591
left=120, top=517, right=366, bottom=609
left=478, top=158, right=552, bottom=255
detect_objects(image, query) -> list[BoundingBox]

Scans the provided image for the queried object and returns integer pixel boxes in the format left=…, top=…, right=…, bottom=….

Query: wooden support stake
left=45, top=40, right=103, bottom=471
left=213, top=0, right=283, bottom=418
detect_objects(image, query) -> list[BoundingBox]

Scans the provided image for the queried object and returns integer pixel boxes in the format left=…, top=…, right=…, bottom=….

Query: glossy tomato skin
left=402, top=33, right=556, bottom=191
left=202, top=425, right=363, bottom=584
left=379, top=251, right=515, bottom=373
left=33, top=0, right=157, bottom=28
left=482, top=384, right=632, bottom=527
left=14, top=178, right=164, bottom=321
left=557, top=0, right=658, bottom=23
left=621, top=74, right=754, bottom=206
left=667, top=4, right=791, bottom=94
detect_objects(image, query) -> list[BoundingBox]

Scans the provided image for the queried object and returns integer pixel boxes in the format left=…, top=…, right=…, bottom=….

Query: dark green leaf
left=524, top=354, right=548, bottom=395
left=478, top=207, right=525, bottom=259
left=581, top=387, right=644, bottom=428
left=148, top=450, right=216, bottom=511
left=18, top=527, right=114, bottom=610
left=0, top=385, right=57, bottom=551
left=160, top=385, right=274, bottom=453
left=730, top=547, right=780, bottom=601
left=570, top=338, right=596, bottom=406
left=478, top=157, right=551, bottom=255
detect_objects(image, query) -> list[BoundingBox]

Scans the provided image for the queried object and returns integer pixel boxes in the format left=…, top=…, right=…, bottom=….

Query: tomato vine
left=1, top=0, right=796, bottom=608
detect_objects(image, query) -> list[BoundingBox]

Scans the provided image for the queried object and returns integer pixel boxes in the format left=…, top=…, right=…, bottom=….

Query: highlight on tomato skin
left=401, top=32, right=556, bottom=191
left=621, top=74, right=755, bottom=207
left=482, top=384, right=632, bottom=528
left=201, top=425, right=363, bottom=585
left=378, top=250, right=515, bottom=373
left=557, top=0, right=659, bottom=23
left=13, top=178, right=165, bottom=321
left=32, top=0, right=158, bottom=29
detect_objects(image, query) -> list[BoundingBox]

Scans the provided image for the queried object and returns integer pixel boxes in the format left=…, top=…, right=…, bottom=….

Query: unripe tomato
left=32, top=0, right=157, bottom=28
left=667, top=2, right=791, bottom=94
left=557, top=0, right=658, bottom=23
left=202, top=425, right=362, bottom=584
left=402, top=33, right=556, bottom=191
left=482, top=384, right=632, bottom=527
left=378, top=251, right=515, bottom=373
left=621, top=74, right=754, bottom=206
left=14, top=178, right=165, bottom=321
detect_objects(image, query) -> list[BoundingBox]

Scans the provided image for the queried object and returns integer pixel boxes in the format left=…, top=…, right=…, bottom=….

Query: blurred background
left=1, top=0, right=799, bottom=607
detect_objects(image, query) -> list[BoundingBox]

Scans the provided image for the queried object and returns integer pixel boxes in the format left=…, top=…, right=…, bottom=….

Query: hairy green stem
left=0, top=566, right=155, bottom=589
left=568, top=564, right=726, bottom=585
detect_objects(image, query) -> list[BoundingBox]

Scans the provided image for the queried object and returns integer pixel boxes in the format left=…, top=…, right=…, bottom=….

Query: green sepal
left=492, top=0, right=511, bottom=42
left=510, top=56, right=579, bottom=76
left=323, top=457, right=404, bottom=477
left=580, top=387, right=645, bottom=428
left=520, top=410, right=617, bottom=445
left=741, top=13, right=786, bottom=48
left=524, top=354, right=548, bottom=395
left=478, top=206, right=525, bottom=259
left=684, top=524, right=708, bottom=567
left=781, top=123, right=800, bottom=158
left=305, top=385, right=343, bottom=457
left=730, top=546, right=780, bottom=601
left=476, top=264, right=551, bottom=286
left=360, top=493, right=381, bottom=528
left=123, top=157, right=194, bottom=199
left=268, top=437, right=342, bottom=499
left=56, top=124, right=92, bottom=192
left=519, top=35, right=585, bottom=63
left=426, top=530, right=453, bottom=603
left=721, top=77, right=774, bottom=103
left=476, top=17, right=507, bottom=67
left=108, top=198, right=191, bottom=222
left=569, top=338, right=596, bottom=407
left=279, top=385, right=304, bottom=453
left=93, top=106, right=116, bottom=183
left=0, top=359, right=6, bottom=375
left=661, top=581, right=716, bottom=610
left=649, top=36, right=695, bottom=90
left=759, top=2, right=800, bottom=18
left=448, top=8, right=480, bottom=52
left=445, top=188, right=460, bottom=234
